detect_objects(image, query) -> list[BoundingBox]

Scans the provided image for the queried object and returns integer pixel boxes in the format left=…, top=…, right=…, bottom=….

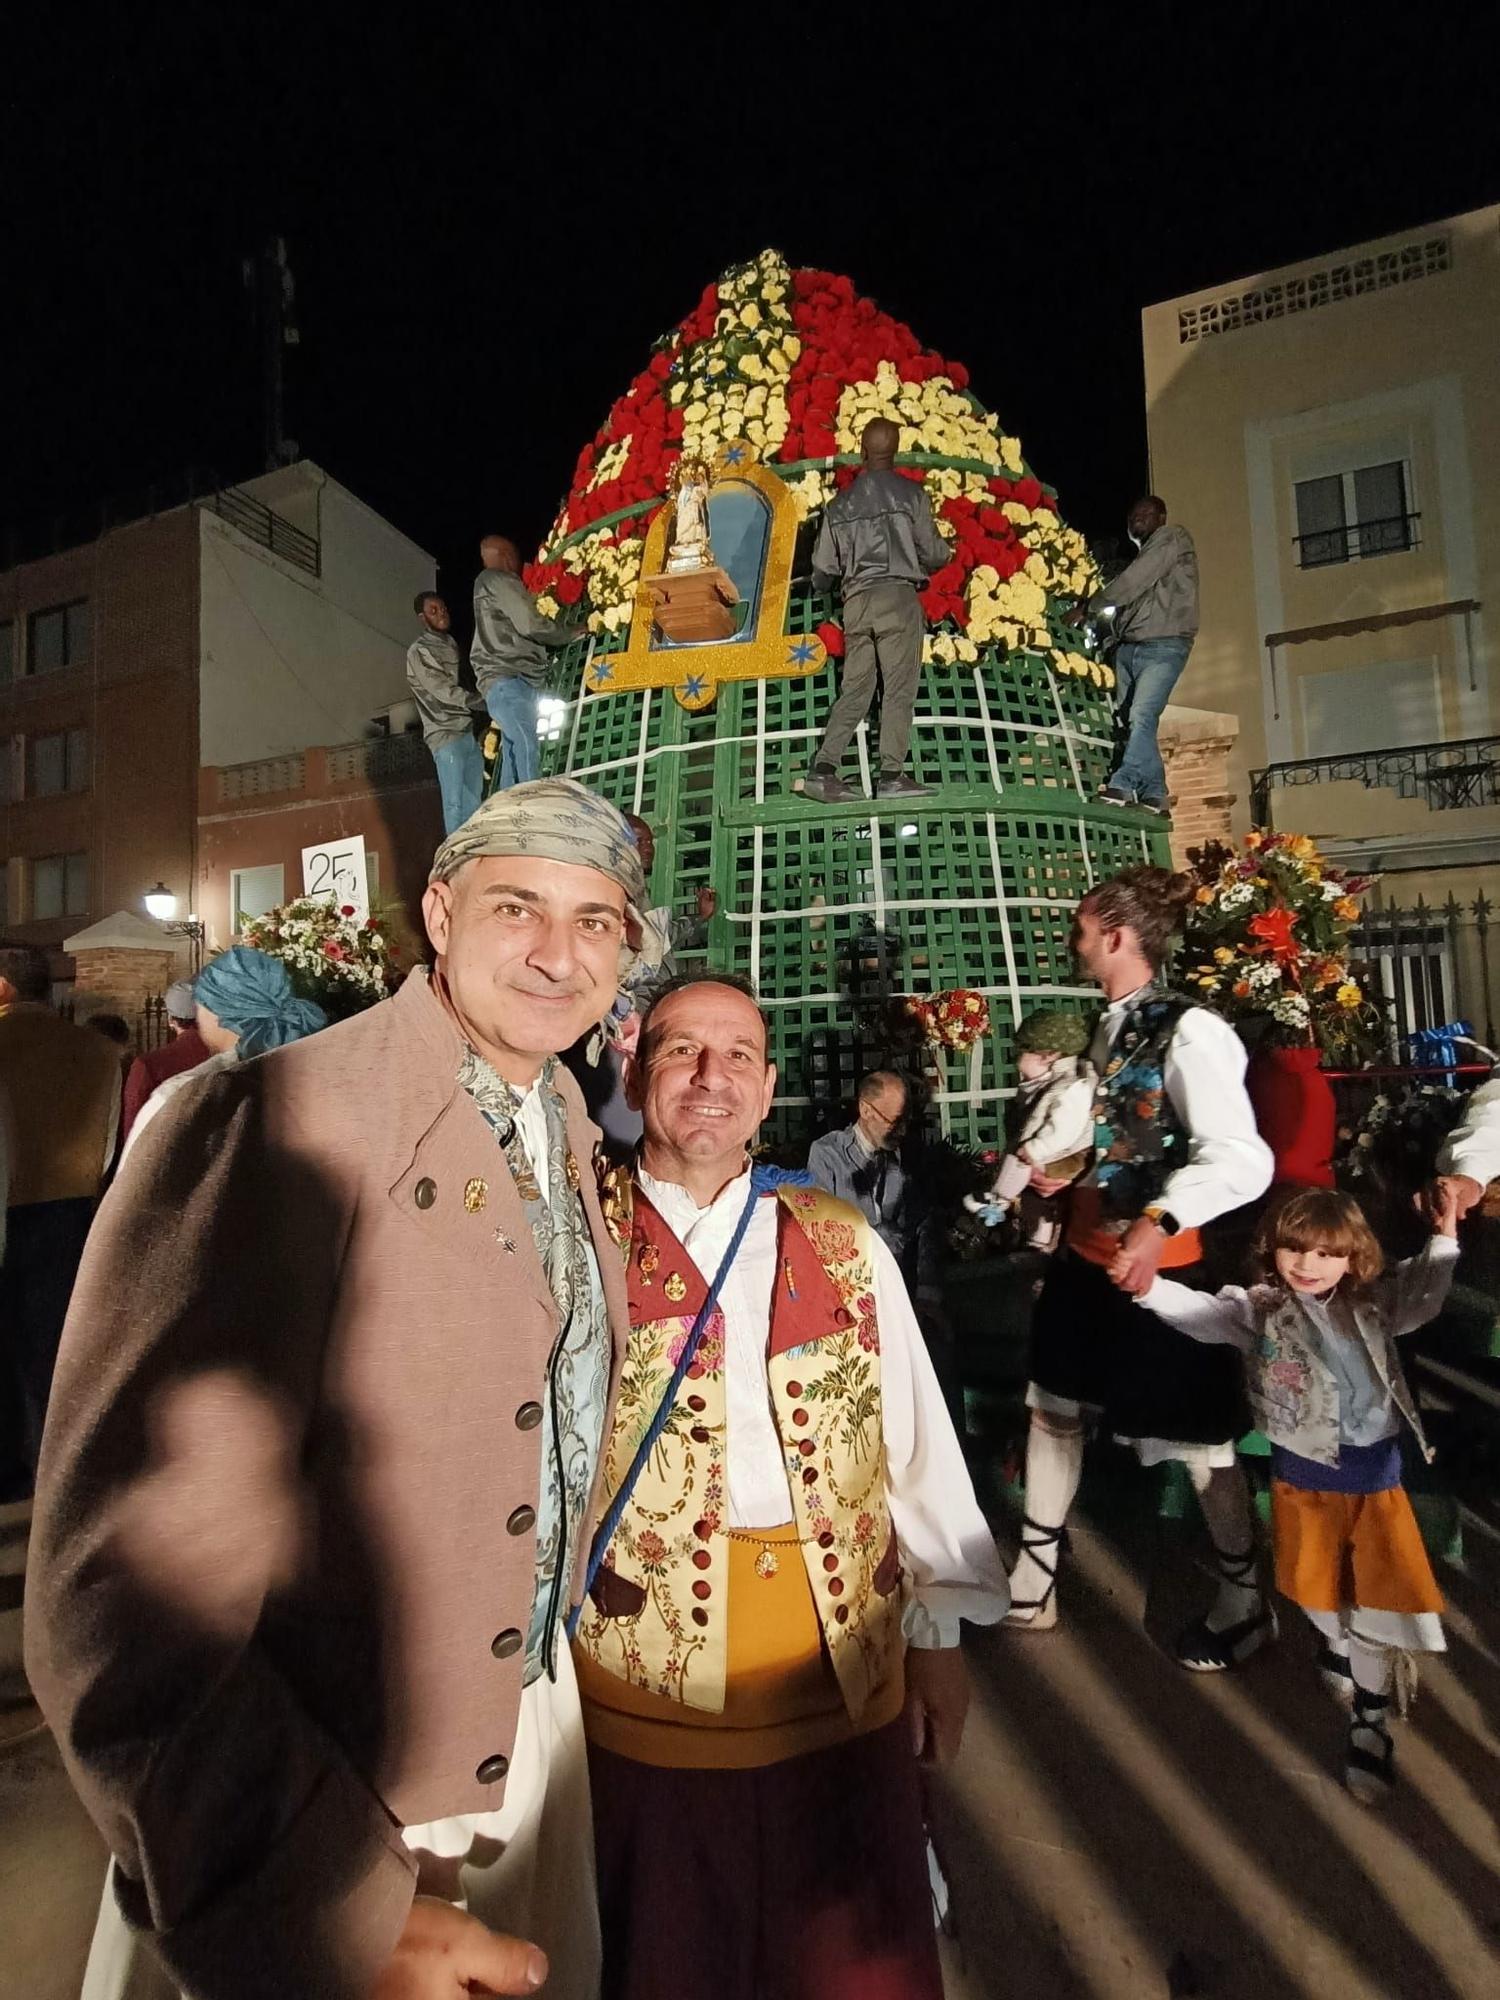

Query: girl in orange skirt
left=1141, top=1186, right=1460, bottom=1802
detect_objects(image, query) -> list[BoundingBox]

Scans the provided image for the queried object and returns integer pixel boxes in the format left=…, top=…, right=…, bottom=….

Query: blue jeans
left=431, top=731, right=484, bottom=834
left=485, top=676, right=541, bottom=791
left=1109, top=636, right=1194, bottom=805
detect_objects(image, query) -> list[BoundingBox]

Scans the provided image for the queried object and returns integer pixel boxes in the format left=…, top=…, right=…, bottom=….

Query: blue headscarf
left=194, top=946, right=328, bottom=1058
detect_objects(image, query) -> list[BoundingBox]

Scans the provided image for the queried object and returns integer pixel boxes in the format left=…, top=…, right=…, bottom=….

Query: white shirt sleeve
left=1436, top=1077, right=1500, bottom=1187
left=101, top=1062, right=123, bottom=1179
left=1158, top=1007, right=1274, bottom=1227
left=1140, top=1277, right=1256, bottom=1350
left=871, top=1234, right=1009, bottom=1647
left=1383, top=1233, right=1461, bottom=1336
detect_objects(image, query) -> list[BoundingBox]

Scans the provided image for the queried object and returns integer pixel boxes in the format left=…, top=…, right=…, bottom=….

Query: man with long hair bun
left=1003, top=865, right=1276, bottom=1669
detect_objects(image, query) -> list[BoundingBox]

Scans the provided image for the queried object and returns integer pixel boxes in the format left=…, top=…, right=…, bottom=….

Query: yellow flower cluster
left=786, top=468, right=834, bottom=520
left=1015, top=506, right=1096, bottom=600
left=561, top=529, right=647, bottom=636
left=585, top=437, right=631, bottom=494
left=667, top=250, right=800, bottom=463
left=922, top=633, right=981, bottom=667
left=834, top=362, right=1022, bottom=473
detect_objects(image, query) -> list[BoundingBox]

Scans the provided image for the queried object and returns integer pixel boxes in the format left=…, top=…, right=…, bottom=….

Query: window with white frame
left=230, top=862, right=285, bottom=930
left=28, top=727, right=89, bottom=798
left=31, top=851, right=90, bottom=920
left=27, top=599, right=90, bottom=674
left=1293, top=461, right=1415, bottom=569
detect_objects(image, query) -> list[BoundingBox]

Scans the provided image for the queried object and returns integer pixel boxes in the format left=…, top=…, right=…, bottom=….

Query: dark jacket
left=810, top=469, right=950, bottom=601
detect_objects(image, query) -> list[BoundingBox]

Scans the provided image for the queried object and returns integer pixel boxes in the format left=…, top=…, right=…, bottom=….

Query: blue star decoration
left=681, top=673, right=707, bottom=701
left=787, top=639, right=819, bottom=666
left=721, top=444, right=747, bottom=466
left=588, top=661, right=615, bottom=687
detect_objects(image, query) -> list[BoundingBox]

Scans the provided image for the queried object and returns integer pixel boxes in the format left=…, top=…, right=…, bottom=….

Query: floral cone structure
left=517, top=250, right=1170, bottom=1145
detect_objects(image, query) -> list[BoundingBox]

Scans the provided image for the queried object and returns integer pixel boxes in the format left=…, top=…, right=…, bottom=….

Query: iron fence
left=1349, top=891, right=1497, bottom=1062
left=1250, top=736, right=1500, bottom=827
left=1294, top=510, right=1420, bottom=570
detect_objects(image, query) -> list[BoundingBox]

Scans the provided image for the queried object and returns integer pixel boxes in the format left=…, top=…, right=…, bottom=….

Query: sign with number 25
left=301, top=833, right=370, bottom=922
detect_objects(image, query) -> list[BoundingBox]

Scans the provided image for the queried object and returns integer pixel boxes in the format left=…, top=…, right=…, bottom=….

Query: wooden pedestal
left=643, top=564, right=740, bottom=644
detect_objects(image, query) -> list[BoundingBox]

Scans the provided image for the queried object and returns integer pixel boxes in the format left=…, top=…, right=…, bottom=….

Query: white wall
left=197, top=463, right=434, bottom=766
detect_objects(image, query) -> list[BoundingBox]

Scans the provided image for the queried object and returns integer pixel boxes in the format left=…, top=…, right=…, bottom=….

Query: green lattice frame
left=522, top=460, right=1169, bottom=1149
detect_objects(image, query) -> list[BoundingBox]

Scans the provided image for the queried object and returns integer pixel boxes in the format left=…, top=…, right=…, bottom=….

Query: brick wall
left=1160, top=705, right=1239, bottom=865
left=71, top=946, right=178, bottom=1027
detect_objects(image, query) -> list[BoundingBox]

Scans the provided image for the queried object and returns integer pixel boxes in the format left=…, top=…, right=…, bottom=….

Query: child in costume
left=1141, top=1186, right=1460, bottom=1802
left=965, top=1006, right=1095, bottom=1252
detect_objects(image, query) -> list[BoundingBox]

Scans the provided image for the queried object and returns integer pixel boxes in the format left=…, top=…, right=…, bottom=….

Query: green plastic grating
left=539, top=622, right=1162, bottom=1149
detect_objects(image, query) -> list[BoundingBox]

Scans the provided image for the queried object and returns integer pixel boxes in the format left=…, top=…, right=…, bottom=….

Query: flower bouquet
left=240, top=897, right=406, bottom=1020
left=1180, top=834, right=1384, bottom=1066
left=902, top=987, right=993, bottom=1106
left=905, top=988, right=992, bottom=1053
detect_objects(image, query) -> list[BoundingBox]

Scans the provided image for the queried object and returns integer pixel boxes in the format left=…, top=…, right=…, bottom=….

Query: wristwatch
left=1143, top=1205, right=1181, bottom=1237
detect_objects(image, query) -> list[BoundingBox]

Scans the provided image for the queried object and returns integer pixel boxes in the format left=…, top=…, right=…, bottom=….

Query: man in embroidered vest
left=27, top=779, right=664, bottom=2000
left=573, top=971, right=1007, bottom=2000
left=1002, top=866, right=1276, bottom=1670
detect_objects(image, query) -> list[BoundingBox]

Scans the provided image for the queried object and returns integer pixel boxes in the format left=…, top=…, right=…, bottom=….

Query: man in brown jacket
left=26, top=780, right=658, bottom=2000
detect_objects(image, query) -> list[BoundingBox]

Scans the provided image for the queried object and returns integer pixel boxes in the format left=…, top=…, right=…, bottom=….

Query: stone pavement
left=3, top=1503, right=1498, bottom=2000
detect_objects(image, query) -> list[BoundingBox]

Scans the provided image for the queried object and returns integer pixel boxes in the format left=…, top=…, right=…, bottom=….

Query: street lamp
left=144, top=882, right=207, bottom=972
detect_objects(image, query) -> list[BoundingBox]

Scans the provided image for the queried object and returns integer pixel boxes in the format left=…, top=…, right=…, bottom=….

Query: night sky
left=5, top=10, right=1497, bottom=613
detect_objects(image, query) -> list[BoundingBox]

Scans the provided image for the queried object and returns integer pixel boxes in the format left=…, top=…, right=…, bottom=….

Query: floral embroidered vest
left=1247, top=1286, right=1431, bottom=1468
left=1089, top=989, right=1195, bottom=1221
left=572, top=1177, right=903, bottom=1720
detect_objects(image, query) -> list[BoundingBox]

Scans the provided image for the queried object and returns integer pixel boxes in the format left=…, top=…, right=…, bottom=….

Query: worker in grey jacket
left=1075, top=496, right=1199, bottom=817
left=407, top=592, right=485, bottom=834
left=471, top=536, right=580, bottom=792
left=803, top=418, right=948, bottom=804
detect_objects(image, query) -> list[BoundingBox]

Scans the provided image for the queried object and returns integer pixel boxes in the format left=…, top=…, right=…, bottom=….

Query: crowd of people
left=1, top=764, right=1495, bottom=2000
left=407, top=424, right=1201, bottom=831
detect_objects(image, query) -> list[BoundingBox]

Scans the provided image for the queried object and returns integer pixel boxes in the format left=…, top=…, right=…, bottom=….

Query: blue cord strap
left=567, top=1163, right=815, bottom=1636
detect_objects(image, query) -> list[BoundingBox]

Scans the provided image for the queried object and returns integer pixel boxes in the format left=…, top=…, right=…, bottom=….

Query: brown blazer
left=25, top=969, right=629, bottom=2000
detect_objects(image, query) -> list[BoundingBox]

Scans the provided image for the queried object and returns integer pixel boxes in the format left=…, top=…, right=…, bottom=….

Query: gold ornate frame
left=582, top=445, right=826, bottom=712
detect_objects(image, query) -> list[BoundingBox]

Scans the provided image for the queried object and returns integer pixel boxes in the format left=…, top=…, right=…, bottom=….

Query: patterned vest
left=573, top=1176, right=904, bottom=1720
left=1250, top=1286, right=1432, bottom=1468
left=1089, top=989, right=1195, bottom=1221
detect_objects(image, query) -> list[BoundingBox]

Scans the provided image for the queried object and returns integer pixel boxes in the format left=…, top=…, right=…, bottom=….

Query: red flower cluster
left=526, top=259, right=1059, bottom=606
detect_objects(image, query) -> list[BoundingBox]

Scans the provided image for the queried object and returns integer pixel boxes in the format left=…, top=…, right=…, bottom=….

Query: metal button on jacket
left=506, top=1503, right=537, bottom=1537
left=475, top=1753, right=510, bottom=1784
left=514, top=1401, right=544, bottom=1432
left=413, top=1177, right=437, bottom=1210
left=491, top=1627, right=523, bottom=1660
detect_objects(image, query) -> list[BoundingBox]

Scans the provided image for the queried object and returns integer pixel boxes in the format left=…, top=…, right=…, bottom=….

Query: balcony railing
left=206, top=486, right=321, bottom=577
left=1294, top=511, right=1420, bottom=569
left=1250, top=735, right=1500, bottom=828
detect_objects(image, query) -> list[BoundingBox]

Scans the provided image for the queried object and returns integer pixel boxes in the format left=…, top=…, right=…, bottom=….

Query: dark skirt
left=1029, top=1249, right=1247, bottom=1446
left=590, top=1715, right=943, bottom=2000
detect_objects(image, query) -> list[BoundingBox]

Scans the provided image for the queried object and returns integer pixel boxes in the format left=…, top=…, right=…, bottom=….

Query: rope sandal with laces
left=1003, top=1517, right=1064, bottom=1631
left=1315, top=1642, right=1356, bottom=1706
left=1173, top=1538, right=1278, bottom=1672
left=1345, top=1688, right=1396, bottom=1803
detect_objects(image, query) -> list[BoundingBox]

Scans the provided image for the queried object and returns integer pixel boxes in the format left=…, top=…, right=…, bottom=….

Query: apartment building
left=0, top=461, right=433, bottom=978
left=1142, top=204, right=1498, bottom=906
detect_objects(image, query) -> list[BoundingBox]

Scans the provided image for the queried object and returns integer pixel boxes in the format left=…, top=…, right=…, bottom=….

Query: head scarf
left=429, top=778, right=666, bottom=982
left=1016, top=1005, right=1091, bottom=1058
left=164, top=979, right=198, bottom=1023
left=194, top=947, right=329, bottom=1058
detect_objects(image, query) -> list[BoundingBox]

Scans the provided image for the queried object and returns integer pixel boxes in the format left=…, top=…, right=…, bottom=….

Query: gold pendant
left=664, top=1271, right=688, bottom=1304
left=754, top=1547, right=779, bottom=1580
left=464, top=1177, right=488, bottom=1214
left=565, top=1151, right=581, bottom=1191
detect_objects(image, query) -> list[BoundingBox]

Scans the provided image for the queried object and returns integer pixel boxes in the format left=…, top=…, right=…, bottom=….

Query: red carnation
left=555, top=571, right=585, bottom=606
left=816, top=620, right=845, bottom=659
